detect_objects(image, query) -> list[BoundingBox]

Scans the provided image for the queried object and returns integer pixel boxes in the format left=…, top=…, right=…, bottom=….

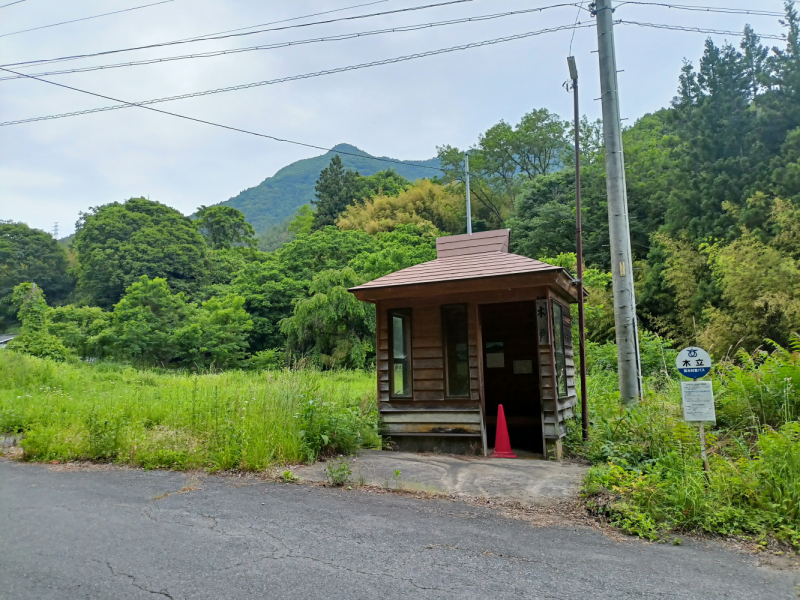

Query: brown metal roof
left=435, top=229, right=509, bottom=258
left=349, top=251, right=563, bottom=292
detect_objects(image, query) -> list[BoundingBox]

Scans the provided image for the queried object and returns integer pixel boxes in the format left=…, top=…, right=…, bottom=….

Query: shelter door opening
left=480, top=302, right=542, bottom=454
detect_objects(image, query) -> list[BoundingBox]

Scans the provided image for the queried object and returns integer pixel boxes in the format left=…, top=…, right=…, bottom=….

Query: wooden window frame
left=551, top=300, right=569, bottom=399
left=388, top=309, right=412, bottom=399
left=441, top=303, right=470, bottom=399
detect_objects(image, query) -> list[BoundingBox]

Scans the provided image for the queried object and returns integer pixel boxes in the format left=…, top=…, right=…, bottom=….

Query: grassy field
left=0, top=352, right=378, bottom=470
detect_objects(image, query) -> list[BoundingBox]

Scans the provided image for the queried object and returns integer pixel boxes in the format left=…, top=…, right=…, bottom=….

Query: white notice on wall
left=681, top=381, right=716, bottom=423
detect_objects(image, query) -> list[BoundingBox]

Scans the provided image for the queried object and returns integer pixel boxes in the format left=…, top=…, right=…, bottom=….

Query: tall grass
left=0, top=352, right=379, bottom=470
left=574, top=334, right=800, bottom=549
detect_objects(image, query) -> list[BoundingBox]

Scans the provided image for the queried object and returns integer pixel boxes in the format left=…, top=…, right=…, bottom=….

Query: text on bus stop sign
left=676, top=346, right=712, bottom=379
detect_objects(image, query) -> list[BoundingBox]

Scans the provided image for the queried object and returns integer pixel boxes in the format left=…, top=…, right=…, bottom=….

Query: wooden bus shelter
left=349, top=229, right=580, bottom=458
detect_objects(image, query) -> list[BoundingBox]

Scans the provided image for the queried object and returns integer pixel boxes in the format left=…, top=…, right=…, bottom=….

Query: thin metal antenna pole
left=568, top=56, right=589, bottom=441
left=593, top=0, right=641, bottom=404
left=465, top=152, right=473, bottom=235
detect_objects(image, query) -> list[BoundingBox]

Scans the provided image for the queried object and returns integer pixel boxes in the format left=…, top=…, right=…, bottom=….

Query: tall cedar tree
left=311, top=155, right=361, bottom=229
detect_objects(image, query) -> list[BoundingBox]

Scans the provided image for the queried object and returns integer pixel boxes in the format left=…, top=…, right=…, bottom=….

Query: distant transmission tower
left=52, top=222, right=59, bottom=238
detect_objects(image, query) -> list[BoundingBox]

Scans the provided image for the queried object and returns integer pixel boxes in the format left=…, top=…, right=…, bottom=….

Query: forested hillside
left=218, top=143, right=440, bottom=234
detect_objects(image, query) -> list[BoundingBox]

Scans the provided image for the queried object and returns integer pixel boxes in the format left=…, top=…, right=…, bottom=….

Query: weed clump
left=325, top=458, right=352, bottom=487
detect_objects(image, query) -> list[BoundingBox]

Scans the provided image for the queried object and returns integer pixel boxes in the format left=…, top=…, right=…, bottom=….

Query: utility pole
left=592, top=0, right=642, bottom=405
left=464, top=152, right=473, bottom=234
left=567, top=56, right=590, bottom=440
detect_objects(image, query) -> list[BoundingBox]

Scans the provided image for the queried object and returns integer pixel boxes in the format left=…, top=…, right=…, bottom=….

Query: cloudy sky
left=0, top=0, right=786, bottom=236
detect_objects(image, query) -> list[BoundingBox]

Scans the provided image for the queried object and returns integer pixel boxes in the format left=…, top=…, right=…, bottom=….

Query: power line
left=0, top=65, right=444, bottom=173
left=616, top=2, right=784, bottom=18
left=0, top=0, right=26, bottom=8
left=568, top=1, right=586, bottom=55
left=619, top=20, right=785, bottom=41
left=169, top=0, right=389, bottom=44
left=3, top=0, right=481, bottom=69
left=0, top=3, right=588, bottom=82
left=0, top=22, right=596, bottom=127
left=0, top=0, right=175, bottom=39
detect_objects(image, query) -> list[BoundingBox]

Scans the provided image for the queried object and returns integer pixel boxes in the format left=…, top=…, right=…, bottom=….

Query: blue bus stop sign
left=676, top=346, right=712, bottom=379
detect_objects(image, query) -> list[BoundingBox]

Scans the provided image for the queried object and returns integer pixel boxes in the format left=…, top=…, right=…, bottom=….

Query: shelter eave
left=350, top=269, right=578, bottom=303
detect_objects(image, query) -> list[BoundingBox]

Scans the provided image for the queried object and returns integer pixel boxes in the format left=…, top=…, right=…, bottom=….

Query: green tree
left=437, top=108, right=570, bottom=229
left=230, top=260, right=305, bottom=353
left=195, top=205, right=256, bottom=249
left=175, top=295, right=253, bottom=370
left=73, top=198, right=208, bottom=308
left=280, top=268, right=374, bottom=369
left=275, top=227, right=376, bottom=281
left=49, top=305, right=112, bottom=360
left=356, top=169, right=411, bottom=199
left=348, top=223, right=438, bottom=280
left=336, top=179, right=464, bottom=234
left=311, top=155, right=362, bottom=229
left=6, top=283, right=70, bottom=361
left=110, top=276, right=193, bottom=367
left=700, top=233, right=800, bottom=354
left=0, top=221, right=74, bottom=328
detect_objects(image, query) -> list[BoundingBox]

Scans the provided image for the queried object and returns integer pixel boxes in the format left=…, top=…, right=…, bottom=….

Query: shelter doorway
left=480, top=302, right=543, bottom=454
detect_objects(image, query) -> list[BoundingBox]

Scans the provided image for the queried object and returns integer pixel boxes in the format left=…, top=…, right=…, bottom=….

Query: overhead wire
left=0, top=0, right=175, bottom=39
left=568, top=1, right=586, bottom=55
left=619, top=20, right=785, bottom=41
left=0, top=22, right=597, bottom=127
left=615, top=2, right=784, bottom=18
left=168, top=0, right=389, bottom=44
left=0, top=65, right=444, bottom=173
left=0, top=3, right=591, bottom=82
left=0, top=0, right=26, bottom=8
left=2, top=0, right=483, bottom=69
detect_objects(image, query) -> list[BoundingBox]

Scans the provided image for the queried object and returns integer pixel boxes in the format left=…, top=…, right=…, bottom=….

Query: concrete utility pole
left=592, top=0, right=642, bottom=404
left=567, top=56, right=590, bottom=440
left=464, top=153, right=473, bottom=235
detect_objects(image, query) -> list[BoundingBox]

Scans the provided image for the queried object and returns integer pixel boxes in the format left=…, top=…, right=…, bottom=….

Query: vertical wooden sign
left=536, top=299, right=550, bottom=345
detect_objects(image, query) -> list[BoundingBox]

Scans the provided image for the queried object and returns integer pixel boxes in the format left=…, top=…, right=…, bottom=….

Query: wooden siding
left=435, top=229, right=510, bottom=258
left=536, top=297, right=558, bottom=441
left=375, top=286, right=577, bottom=448
left=411, top=305, right=444, bottom=401
left=375, top=297, right=484, bottom=437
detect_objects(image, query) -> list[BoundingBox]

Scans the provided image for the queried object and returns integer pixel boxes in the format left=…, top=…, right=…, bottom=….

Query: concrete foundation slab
left=292, top=450, right=588, bottom=505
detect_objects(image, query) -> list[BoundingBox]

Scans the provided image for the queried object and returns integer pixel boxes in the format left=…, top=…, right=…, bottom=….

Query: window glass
left=442, top=305, right=470, bottom=397
left=390, top=311, right=411, bottom=397
left=552, top=302, right=568, bottom=397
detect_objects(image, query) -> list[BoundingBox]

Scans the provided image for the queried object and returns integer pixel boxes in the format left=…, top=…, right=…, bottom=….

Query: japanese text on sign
left=681, top=381, right=716, bottom=423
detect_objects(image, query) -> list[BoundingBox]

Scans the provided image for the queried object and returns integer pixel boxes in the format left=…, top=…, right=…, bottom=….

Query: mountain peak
left=329, top=143, right=370, bottom=156
left=218, top=144, right=441, bottom=234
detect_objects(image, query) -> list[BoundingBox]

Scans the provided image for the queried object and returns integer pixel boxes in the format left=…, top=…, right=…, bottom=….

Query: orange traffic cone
left=490, top=404, right=517, bottom=458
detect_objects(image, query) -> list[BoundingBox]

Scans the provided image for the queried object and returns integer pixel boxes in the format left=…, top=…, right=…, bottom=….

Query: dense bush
left=576, top=334, right=800, bottom=550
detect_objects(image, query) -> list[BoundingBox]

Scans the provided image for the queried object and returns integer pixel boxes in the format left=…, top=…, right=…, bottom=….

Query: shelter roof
left=349, top=251, right=563, bottom=293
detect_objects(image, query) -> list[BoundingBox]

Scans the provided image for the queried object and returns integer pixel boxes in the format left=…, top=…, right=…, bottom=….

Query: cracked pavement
left=1, top=460, right=798, bottom=599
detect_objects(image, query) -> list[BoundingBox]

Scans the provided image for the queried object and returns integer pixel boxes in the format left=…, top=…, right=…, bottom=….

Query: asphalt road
left=1, top=460, right=798, bottom=600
